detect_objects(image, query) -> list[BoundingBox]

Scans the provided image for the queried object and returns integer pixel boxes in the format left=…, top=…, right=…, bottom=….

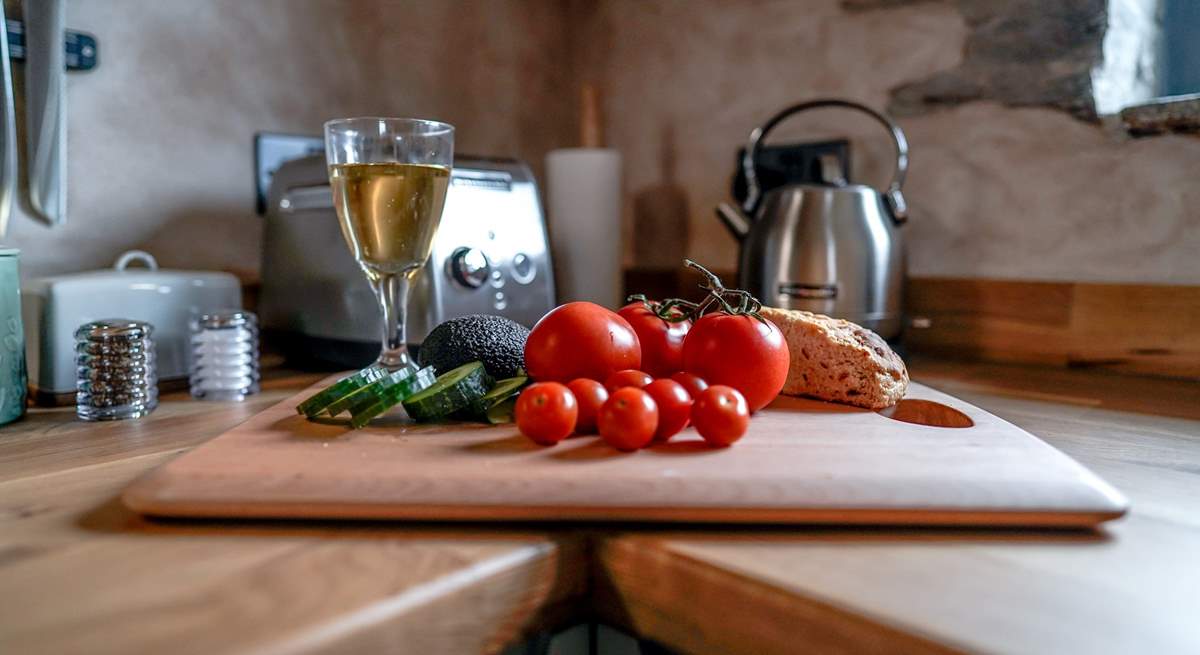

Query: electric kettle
left=716, top=99, right=909, bottom=340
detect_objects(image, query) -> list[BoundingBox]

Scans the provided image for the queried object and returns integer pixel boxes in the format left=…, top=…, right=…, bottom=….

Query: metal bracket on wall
left=5, top=19, right=96, bottom=71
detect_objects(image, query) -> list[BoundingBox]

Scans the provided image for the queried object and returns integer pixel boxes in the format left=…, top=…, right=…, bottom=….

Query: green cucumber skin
left=296, top=367, right=386, bottom=417
left=486, top=397, right=517, bottom=424
left=403, top=363, right=492, bottom=422
left=347, top=368, right=437, bottom=429
left=296, top=368, right=382, bottom=415
left=326, top=368, right=415, bottom=416
left=467, top=376, right=528, bottom=417
left=348, top=368, right=433, bottom=416
left=345, top=369, right=417, bottom=413
left=326, top=364, right=420, bottom=415
left=325, top=386, right=373, bottom=417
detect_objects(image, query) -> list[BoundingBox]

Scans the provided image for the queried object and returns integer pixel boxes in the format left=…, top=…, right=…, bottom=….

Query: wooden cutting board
left=123, top=380, right=1128, bottom=527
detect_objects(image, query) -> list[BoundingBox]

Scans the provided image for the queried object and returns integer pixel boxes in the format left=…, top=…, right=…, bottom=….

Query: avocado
left=418, top=314, right=530, bottom=379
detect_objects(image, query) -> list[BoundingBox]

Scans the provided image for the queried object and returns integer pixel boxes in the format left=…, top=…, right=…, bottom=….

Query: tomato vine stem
left=625, top=260, right=767, bottom=324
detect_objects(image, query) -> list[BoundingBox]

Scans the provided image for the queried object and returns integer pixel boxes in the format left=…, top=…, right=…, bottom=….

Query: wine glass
left=324, top=117, right=454, bottom=372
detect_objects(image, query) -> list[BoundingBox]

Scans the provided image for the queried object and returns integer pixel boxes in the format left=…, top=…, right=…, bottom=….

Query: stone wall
left=881, top=0, right=1107, bottom=120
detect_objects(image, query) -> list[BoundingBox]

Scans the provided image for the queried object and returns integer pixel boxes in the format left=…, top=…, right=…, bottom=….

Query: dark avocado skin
left=419, top=315, right=530, bottom=379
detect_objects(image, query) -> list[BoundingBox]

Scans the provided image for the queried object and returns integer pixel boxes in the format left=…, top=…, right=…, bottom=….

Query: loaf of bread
left=759, top=307, right=908, bottom=409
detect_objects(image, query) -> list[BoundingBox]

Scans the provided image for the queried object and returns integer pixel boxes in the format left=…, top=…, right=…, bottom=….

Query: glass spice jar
left=75, top=319, right=158, bottom=421
left=189, top=310, right=260, bottom=401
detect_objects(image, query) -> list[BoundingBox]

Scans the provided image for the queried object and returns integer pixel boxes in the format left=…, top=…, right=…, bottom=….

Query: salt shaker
left=189, top=310, right=260, bottom=401
left=75, top=319, right=158, bottom=421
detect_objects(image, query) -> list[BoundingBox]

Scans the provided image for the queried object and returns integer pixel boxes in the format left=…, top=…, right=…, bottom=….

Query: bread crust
left=759, top=307, right=908, bottom=409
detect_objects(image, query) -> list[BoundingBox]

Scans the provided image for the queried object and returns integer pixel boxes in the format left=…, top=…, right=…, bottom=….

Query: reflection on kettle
left=716, top=98, right=908, bottom=340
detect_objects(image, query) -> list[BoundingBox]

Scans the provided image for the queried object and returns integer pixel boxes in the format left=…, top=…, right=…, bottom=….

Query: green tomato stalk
left=627, top=259, right=767, bottom=324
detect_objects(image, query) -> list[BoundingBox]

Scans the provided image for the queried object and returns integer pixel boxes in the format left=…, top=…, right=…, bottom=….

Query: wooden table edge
left=593, top=534, right=969, bottom=655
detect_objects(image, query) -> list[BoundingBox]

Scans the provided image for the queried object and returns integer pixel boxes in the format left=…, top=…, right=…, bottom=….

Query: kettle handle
left=742, top=99, right=909, bottom=224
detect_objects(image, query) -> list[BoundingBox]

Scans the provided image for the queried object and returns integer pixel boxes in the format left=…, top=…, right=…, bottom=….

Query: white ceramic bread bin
left=21, top=250, right=241, bottom=402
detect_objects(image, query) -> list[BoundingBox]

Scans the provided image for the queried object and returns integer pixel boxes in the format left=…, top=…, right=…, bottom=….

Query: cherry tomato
left=682, top=314, right=788, bottom=412
left=643, top=379, right=692, bottom=441
left=525, top=302, right=641, bottom=382
left=604, top=369, right=653, bottom=393
left=691, top=385, right=749, bottom=447
left=597, top=387, right=659, bottom=451
left=669, top=371, right=708, bottom=399
left=515, top=382, right=578, bottom=445
left=618, top=301, right=691, bottom=378
left=566, top=378, right=608, bottom=434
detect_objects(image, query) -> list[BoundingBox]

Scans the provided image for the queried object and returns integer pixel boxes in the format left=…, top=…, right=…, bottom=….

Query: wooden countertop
left=1, top=360, right=1197, bottom=654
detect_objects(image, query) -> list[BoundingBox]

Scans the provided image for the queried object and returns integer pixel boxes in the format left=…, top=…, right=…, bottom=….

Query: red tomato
left=604, top=369, right=653, bottom=393
left=682, top=314, right=788, bottom=412
left=691, top=385, right=749, bottom=447
left=515, top=382, right=578, bottom=445
left=618, top=302, right=691, bottom=378
left=643, top=379, right=692, bottom=441
left=525, top=302, right=641, bottom=382
left=669, top=371, right=708, bottom=399
left=566, top=378, right=608, bottom=434
left=597, top=387, right=659, bottom=451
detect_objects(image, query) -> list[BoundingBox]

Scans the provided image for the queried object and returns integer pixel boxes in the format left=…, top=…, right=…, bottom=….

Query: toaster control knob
left=448, top=247, right=491, bottom=289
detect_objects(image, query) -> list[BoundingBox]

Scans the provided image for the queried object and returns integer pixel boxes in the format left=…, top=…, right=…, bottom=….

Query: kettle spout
left=715, top=203, right=751, bottom=241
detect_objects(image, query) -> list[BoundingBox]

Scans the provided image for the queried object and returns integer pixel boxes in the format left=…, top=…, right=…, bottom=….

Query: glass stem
left=373, top=272, right=414, bottom=371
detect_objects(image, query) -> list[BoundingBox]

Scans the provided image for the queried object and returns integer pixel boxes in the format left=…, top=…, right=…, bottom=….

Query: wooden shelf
left=624, top=268, right=1200, bottom=381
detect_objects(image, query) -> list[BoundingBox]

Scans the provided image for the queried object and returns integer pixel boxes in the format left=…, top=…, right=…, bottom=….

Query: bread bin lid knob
left=113, top=250, right=159, bottom=272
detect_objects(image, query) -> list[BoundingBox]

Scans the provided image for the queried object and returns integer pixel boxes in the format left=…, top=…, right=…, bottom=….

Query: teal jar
left=0, top=248, right=26, bottom=425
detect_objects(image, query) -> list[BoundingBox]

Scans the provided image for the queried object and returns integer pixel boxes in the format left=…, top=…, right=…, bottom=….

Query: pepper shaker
left=75, top=319, right=158, bottom=421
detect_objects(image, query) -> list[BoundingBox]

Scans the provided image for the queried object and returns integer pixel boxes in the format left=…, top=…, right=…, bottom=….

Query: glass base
left=376, top=350, right=417, bottom=373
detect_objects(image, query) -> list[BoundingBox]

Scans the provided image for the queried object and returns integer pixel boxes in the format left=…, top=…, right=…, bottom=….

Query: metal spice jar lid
left=74, top=319, right=154, bottom=342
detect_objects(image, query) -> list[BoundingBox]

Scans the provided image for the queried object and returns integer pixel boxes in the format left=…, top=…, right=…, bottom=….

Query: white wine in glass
left=329, top=162, right=450, bottom=277
left=324, top=118, right=454, bottom=371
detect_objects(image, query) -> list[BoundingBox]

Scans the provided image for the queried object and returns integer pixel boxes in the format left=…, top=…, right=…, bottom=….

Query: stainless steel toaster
left=260, top=155, right=556, bottom=368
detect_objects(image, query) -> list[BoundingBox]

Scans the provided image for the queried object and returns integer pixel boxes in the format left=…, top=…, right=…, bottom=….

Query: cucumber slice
left=467, top=375, right=528, bottom=416
left=402, top=361, right=492, bottom=422
left=451, top=375, right=529, bottom=422
left=346, top=367, right=425, bottom=415
left=325, top=366, right=416, bottom=417
left=296, top=366, right=387, bottom=418
left=486, top=396, right=517, bottom=424
left=348, top=367, right=437, bottom=429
